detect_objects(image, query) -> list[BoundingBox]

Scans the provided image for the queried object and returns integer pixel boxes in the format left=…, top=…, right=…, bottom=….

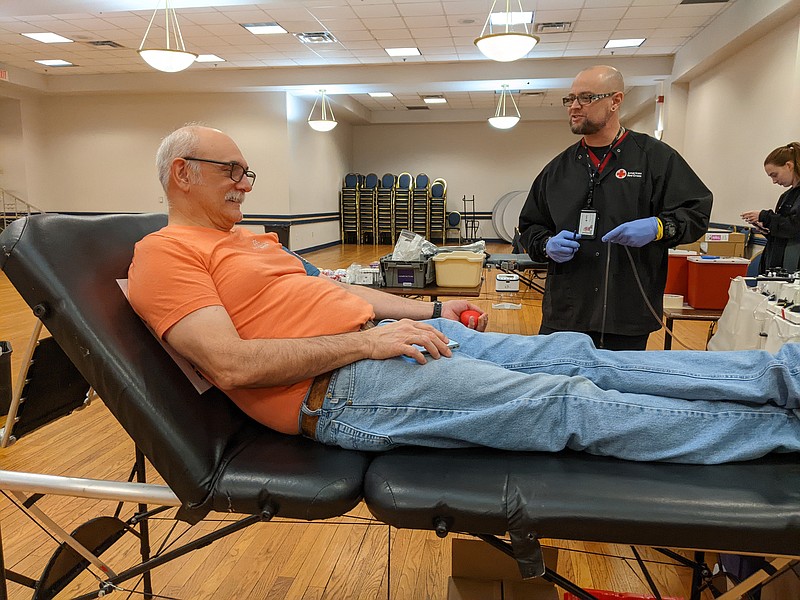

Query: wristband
left=655, top=218, right=664, bottom=241
left=432, top=301, right=442, bottom=319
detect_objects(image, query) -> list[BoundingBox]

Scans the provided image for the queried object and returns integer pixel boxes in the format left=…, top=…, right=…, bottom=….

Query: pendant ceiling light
left=138, top=0, right=197, bottom=73
left=488, top=85, right=521, bottom=130
left=308, top=90, right=338, bottom=132
left=475, top=0, right=539, bottom=63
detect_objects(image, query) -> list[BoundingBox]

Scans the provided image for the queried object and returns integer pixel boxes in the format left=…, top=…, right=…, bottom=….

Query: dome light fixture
left=475, top=0, right=539, bottom=63
left=137, top=0, right=197, bottom=73
left=488, top=85, right=521, bottom=130
left=308, top=90, right=338, bottom=132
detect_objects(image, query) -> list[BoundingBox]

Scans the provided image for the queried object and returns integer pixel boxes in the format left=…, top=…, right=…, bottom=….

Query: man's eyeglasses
left=182, top=157, right=256, bottom=186
left=562, top=92, right=617, bottom=107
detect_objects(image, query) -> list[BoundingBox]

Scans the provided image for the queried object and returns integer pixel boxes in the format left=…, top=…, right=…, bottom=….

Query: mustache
left=225, top=191, right=245, bottom=203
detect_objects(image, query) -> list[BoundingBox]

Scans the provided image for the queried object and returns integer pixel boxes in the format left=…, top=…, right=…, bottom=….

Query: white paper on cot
left=117, top=279, right=212, bottom=394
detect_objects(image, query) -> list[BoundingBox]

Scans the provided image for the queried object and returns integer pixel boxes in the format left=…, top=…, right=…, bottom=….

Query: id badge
left=578, top=209, right=598, bottom=239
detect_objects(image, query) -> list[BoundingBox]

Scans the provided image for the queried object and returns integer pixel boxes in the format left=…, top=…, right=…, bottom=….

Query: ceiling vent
left=535, top=22, right=573, bottom=34
left=295, top=31, right=338, bottom=44
left=406, top=105, right=430, bottom=110
left=680, top=0, right=729, bottom=4
left=86, top=40, right=124, bottom=48
left=520, top=91, right=545, bottom=97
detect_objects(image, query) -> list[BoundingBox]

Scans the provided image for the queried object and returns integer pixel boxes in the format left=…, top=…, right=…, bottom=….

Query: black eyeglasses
left=182, top=157, right=256, bottom=187
left=562, top=92, right=617, bottom=107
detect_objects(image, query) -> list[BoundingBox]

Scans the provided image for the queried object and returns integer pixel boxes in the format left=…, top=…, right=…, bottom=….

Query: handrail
left=1, top=188, right=44, bottom=232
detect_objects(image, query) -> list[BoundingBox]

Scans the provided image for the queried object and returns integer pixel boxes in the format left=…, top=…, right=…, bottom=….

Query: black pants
left=538, top=325, right=649, bottom=351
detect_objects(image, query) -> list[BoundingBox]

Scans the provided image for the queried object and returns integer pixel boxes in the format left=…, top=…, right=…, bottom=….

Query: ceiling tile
left=404, top=16, right=449, bottom=29
left=351, top=4, right=401, bottom=18
left=396, top=3, right=445, bottom=17
left=360, top=17, right=407, bottom=29
left=580, top=7, right=628, bottom=20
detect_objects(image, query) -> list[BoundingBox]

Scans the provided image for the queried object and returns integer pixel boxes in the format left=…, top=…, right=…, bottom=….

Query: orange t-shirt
left=128, top=225, right=374, bottom=433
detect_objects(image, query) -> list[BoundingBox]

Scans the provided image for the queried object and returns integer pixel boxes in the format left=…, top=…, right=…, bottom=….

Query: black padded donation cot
left=0, top=213, right=799, bottom=600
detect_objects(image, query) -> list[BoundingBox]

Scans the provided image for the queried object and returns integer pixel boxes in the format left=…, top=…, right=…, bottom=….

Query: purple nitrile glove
left=545, top=230, right=581, bottom=263
left=601, top=217, right=658, bottom=247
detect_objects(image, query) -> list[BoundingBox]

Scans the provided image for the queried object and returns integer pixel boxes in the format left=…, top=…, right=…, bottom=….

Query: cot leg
left=664, top=317, right=674, bottom=349
left=690, top=551, right=705, bottom=600
left=135, top=448, right=153, bottom=600
left=0, top=523, right=7, bottom=600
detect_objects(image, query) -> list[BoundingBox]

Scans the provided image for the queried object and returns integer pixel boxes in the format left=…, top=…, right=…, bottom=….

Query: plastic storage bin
left=432, top=251, right=484, bottom=287
left=665, top=249, right=698, bottom=296
left=686, top=256, right=749, bottom=309
left=380, top=254, right=435, bottom=288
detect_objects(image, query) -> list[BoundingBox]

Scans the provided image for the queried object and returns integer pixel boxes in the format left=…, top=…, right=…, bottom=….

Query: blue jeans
left=304, top=320, right=800, bottom=464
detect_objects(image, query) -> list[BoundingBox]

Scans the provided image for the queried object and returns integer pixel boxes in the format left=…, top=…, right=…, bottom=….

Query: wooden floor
left=0, top=241, right=717, bottom=600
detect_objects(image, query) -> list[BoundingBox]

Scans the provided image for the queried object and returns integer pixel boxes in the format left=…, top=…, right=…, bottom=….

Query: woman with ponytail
left=741, top=142, right=800, bottom=273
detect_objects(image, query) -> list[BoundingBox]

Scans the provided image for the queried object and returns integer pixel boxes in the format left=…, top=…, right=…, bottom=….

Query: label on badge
left=578, top=209, right=598, bottom=239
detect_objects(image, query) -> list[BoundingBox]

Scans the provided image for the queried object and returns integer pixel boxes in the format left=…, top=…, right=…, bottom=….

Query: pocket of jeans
left=328, top=420, right=396, bottom=451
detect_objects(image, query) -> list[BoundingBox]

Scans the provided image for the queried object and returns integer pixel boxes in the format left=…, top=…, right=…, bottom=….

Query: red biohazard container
left=686, top=256, right=749, bottom=309
left=665, top=249, right=698, bottom=296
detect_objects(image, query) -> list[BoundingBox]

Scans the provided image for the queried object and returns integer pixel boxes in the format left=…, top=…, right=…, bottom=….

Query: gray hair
left=155, top=125, right=203, bottom=192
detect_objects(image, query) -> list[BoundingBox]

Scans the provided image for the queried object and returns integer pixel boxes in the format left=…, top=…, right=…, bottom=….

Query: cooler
left=686, top=256, right=749, bottom=310
left=665, top=249, right=698, bottom=296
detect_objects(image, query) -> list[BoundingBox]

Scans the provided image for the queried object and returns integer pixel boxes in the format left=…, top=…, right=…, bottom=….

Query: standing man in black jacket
left=518, top=65, right=712, bottom=350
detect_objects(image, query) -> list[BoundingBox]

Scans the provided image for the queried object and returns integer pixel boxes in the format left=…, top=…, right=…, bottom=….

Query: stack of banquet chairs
left=358, top=173, right=379, bottom=244
left=339, top=172, right=361, bottom=243
left=429, top=178, right=447, bottom=243
left=376, top=173, right=396, bottom=244
left=393, top=172, right=413, bottom=241
left=411, top=173, right=430, bottom=239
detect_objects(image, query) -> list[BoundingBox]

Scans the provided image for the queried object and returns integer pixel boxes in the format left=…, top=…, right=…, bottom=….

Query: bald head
left=573, top=65, right=624, bottom=94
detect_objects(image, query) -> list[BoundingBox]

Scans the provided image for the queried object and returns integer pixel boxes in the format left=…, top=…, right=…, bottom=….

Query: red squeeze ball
left=460, top=310, right=481, bottom=327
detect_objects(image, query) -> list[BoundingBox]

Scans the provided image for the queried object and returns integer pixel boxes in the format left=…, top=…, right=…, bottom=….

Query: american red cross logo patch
left=615, top=169, right=627, bottom=179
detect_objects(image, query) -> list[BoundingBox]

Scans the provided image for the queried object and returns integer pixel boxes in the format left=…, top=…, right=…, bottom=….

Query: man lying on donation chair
left=128, top=125, right=800, bottom=465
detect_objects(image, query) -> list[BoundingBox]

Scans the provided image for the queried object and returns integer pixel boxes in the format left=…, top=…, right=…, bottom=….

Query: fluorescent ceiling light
left=385, top=47, right=421, bottom=57
left=196, top=54, right=225, bottom=62
left=369, top=92, right=393, bottom=98
left=423, top=97, right=447, bottom=104
left=35, top=59, right=73, bottom=66
left=241, top=22, right=287, bottom=35
left=22, top=32, right=74, bottom=43
left=605, top=38, right=645, bottom=49
left=489, top=12, right=533, bottom=26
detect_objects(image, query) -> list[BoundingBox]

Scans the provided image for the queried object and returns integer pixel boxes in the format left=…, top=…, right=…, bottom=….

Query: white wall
left=682, top=15, right=800, bottom=224
left=0, top=97, right=27, bottom=199
left=352, top=120, right=576, bottom=238
left=286, top=94, right=352, bottom=250
left=18, top=91, right=293, bottom=215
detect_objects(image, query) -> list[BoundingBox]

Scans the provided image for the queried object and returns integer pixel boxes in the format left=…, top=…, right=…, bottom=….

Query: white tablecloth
left=707, top=277, right=800, bottom=351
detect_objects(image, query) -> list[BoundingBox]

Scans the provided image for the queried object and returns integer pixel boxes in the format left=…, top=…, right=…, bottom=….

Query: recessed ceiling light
left=35, top=59, right=73, bottom=67
left=22, top=32, right=74, bottom=43
left=369, top=92, right=393, bottom=98
left=489, top=12, right=533, bottom=26
left=423, top=96, right=447, bottom=104
left=605, top=38, right=645, bottom=49
left=241, top=22, right=287, bottom=35
left=385, top=47, right=421, bottom=57
left=196, top=54, right=225, bottom=62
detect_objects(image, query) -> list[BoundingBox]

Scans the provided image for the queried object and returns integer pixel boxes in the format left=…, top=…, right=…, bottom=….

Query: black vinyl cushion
left=365, top=447, right=800, bottom=555
left=0, top=214, right=370, bottom=522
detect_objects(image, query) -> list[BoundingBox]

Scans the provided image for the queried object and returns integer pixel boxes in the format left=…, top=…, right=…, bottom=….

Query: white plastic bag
left=707, top=277, right=769, bottom=351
